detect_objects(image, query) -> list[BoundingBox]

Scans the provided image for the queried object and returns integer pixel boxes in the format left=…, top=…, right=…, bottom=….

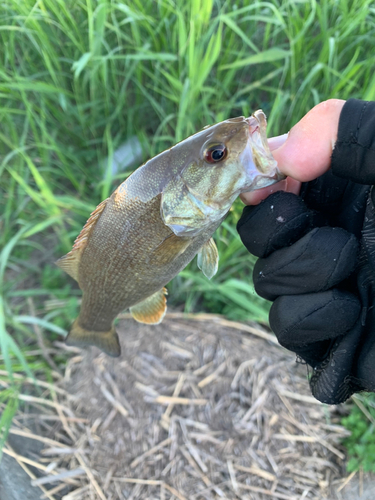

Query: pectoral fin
left=197, top=238, right=219, bottom=279
left=130, top=288, right=168, bottom=324
left=152, top=234, right=191, bottom=265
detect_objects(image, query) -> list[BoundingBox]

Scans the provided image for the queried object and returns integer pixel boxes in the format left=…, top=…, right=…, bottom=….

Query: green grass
left=341, top=395, right=375, bottom=473
left=1, top=0, right=375, bottom=461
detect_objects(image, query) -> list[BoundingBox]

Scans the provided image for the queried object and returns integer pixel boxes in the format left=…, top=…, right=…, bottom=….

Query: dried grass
left=6, top=314, right=365, bottom=499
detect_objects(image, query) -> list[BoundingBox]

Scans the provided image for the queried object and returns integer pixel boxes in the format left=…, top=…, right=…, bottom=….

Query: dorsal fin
left=56, top=198, right=108, bottom=282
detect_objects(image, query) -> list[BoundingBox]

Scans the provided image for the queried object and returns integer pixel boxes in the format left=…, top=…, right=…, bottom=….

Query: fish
left=56, top=110, right=283, bottom=357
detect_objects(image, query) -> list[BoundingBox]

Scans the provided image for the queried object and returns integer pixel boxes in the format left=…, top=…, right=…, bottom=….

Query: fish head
left=183, top=111, right=284, bottom=200
left=161, top=110, right=284, bottom=236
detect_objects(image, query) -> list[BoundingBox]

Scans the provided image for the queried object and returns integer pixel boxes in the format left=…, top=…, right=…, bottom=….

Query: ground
left=1, top=314, right=374, bottom=499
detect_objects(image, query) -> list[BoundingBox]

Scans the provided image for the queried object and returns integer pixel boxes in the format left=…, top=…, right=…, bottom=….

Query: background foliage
left=1, top=0, right=375, bottom=465
left=341, top=395, right=375, bottom=473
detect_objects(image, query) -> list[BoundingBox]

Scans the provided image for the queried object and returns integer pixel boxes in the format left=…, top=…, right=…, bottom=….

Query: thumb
left=240, top=99, right=346, bottom=205
left=273, top=99, right=345, bottom=182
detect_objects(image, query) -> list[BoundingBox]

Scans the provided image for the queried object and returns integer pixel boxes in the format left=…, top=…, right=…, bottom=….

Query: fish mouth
left=242, top=110, right=285, bottom=190
left=247, top=169, right=285, bottom=191
left=245, top=110, right=271, bottom=163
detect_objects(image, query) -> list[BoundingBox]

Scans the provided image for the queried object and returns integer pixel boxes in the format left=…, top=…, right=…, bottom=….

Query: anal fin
left=197, top=237, right=219, bottom=279
left=130, top=288, right=167, bottom=324
left=66, top=319, right=121, bottom=357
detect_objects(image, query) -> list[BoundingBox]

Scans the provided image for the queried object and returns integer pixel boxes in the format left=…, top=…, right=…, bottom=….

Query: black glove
left=237, top=173, right=375, bottom=404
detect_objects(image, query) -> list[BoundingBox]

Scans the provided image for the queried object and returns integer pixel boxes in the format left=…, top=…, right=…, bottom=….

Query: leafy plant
left=341, top=395, right=375, bottom=472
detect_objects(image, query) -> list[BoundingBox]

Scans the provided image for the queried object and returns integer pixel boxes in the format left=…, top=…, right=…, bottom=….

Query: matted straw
left=5, top=314, right=373, bottom=499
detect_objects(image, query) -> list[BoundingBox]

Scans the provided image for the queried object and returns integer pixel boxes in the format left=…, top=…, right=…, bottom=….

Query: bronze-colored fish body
left=70, top=194, right=222, bottom=353
left=57, top=111, right=283, bottom=357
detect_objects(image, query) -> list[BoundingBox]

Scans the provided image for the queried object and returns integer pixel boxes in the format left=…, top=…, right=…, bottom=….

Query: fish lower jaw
left=241, top=170, right=285, bottom=192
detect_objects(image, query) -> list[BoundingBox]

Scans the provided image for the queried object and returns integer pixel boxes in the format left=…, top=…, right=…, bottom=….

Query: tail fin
left=66, top=319, right=121, bottom=357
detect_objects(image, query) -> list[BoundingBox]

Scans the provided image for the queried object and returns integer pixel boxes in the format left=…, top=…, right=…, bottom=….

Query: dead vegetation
left=3, top=314, right=367, bottom=499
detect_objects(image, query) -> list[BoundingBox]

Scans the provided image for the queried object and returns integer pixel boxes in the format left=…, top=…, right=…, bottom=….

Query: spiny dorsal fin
left=56, top=198, right=108, bottom=282
left=130, top=288, right=168, bottom=324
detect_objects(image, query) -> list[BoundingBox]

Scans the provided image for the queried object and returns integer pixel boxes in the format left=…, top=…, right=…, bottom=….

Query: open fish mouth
left=248, top=168, right=285, bottom=191
left=241, top=110, right=286, bottom=191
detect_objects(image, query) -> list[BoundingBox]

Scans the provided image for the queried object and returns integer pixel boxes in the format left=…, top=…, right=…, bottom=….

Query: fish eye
left=204, top=144, right=227, bottom=164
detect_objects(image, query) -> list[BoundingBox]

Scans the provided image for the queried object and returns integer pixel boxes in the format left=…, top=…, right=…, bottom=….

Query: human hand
left=241, top=99, right=345, bottom=205
left=238, top=99, right=375, bottom=404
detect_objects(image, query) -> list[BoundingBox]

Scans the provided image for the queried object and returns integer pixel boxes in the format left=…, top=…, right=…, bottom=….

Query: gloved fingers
left=269, top=289, right=361, bottom=355
left=253, top=226, right=359, bottom=301
left=270, top=290, right=365, bottom=405
left=237, top=191, right=314, bottom=258
left=354, top=324, right=375, bottom=392
left=309, top=321, right=364, bottom=404
left=300, top=171, right=369, bottom=236
left=299, top=170, right=350, bottom=214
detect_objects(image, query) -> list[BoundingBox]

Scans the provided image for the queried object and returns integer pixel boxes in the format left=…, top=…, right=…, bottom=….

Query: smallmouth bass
left=57, top=111, right=283, bottom=356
